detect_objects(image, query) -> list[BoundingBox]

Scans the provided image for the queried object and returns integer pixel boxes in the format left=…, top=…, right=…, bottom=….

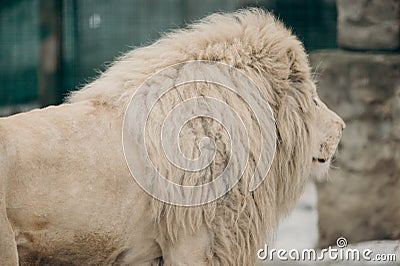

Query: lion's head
left=310, top=93, right=345, bottom=178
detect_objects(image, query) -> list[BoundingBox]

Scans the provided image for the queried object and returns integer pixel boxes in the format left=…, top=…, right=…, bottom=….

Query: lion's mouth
left=312, top=157, right=328, bottom=163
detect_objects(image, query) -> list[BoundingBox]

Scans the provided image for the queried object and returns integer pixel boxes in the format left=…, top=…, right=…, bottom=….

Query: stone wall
left=310, top=51, right=400, bottom=247
left=311, top=0, right=400, bottom=248
left=337, top=0, right=400, bottom=50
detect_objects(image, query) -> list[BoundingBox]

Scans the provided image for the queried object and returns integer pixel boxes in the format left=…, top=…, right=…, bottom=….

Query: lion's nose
left=338, top=117, right=346, bottom=131
left=338, top=119, right=345, bottom=131
left=331, top=110, right=345, bottom=131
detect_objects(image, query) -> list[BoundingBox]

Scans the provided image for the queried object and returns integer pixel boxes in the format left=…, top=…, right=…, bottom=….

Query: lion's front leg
left=0, top=204, right=19, bottom=265
left=157, top=226, right=212, bottom=266
left=0, top=162, right=18, bottom=265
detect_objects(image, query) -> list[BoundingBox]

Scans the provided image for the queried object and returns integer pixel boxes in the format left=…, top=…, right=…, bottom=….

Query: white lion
left=0, top=9, right=344, bottom=265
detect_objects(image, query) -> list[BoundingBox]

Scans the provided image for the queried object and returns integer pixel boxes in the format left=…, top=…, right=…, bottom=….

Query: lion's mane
left=69, top=8, right=315, bottom=265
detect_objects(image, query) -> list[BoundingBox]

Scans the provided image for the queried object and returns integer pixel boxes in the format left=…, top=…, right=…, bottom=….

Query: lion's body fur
left=69, top=9, right=315, bottom=264
left=0, top=9, right=343, bottom=265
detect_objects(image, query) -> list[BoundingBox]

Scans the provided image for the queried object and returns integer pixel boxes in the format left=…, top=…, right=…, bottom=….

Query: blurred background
left=1, top=0, right=399, bottom=264
left=0, top=0, right=337, bottom=113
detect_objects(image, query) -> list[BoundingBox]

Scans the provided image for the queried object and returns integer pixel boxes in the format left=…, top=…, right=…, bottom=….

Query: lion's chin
left=310, top=157, right=330, bottom=179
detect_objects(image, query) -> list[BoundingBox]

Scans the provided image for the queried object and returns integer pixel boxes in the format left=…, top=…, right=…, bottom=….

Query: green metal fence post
left=38, top=0, right=63, bottom=107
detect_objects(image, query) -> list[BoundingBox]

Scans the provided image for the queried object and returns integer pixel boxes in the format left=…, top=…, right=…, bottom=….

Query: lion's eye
left=312, top=97, right=319, bottom=106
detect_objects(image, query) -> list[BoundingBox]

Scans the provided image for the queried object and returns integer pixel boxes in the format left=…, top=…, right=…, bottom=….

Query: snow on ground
left=274, top=181, right=319, bottom=250
left=260, top=182, right=400, bottom=266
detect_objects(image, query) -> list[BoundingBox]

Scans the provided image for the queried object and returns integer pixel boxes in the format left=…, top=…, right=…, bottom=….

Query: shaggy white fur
left=0, top=8, right=344, bottom=265
left=69, top=10, right=316, bottom=264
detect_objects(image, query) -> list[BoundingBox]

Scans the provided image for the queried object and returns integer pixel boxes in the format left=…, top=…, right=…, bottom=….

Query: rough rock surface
left=337, top=0, right=400, bottom=50
left=309, top=50, right=400, bottom=248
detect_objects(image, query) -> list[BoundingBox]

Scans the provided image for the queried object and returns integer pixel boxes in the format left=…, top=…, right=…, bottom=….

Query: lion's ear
left=286, top=46, right=308, bottom=83
left=287, top=47, right=296, bottom=67
left=287, top=48, right=299, bottom=82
